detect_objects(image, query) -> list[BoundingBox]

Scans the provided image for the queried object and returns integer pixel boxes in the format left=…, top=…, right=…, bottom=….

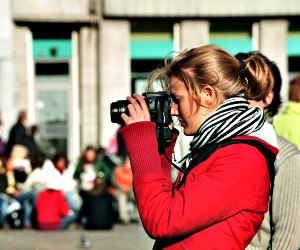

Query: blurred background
left=0, top=0, right=299, bottom=164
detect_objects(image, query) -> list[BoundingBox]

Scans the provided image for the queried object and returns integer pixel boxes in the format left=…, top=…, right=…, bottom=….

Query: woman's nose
left=171, top=102, right=178, bottom=116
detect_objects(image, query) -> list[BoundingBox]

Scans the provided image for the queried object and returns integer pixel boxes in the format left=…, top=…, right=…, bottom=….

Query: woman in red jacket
left=118, top=44, right=279, bottom=249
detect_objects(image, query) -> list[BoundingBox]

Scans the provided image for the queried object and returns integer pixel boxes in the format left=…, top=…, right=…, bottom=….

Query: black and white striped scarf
left=184, top=95, right=265, bottom=168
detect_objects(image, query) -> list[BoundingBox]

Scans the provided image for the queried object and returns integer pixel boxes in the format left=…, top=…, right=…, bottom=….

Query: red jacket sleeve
left=120, top=121, right=178, bottom=182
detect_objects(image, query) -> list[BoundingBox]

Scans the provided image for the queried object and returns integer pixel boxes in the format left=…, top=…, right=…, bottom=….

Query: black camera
left=110, top=91, right=173, bottom=142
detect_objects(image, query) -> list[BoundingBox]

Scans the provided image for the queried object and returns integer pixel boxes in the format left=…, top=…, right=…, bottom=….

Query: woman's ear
left=200, top=85, right=216, bottom=107
left=249, top=91, right=273, bottom=109
left=263, top=91, right=274, bottom=108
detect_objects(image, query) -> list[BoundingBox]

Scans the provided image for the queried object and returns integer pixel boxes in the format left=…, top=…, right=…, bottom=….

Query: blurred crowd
left=0, top=112, right=137, bottom=231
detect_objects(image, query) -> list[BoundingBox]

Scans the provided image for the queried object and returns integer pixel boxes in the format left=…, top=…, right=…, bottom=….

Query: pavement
left=0, top=223, right=155, bottom=250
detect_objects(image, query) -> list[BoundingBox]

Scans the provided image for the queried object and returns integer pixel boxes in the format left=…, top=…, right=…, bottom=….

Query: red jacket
left=120, top=122, right=278, bottom=250
left=36, top=189, right=70, bottom=230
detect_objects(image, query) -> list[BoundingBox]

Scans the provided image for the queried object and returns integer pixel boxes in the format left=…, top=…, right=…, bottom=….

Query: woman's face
left=56, top=157, right=66, bottom=171
left=170, top=76, right=211, bottom=135
left=85, top=149, right=96, bottom=163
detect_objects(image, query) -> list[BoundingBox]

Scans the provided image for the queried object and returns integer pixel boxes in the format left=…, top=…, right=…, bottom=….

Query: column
left=79, top=27, right=99, bottom=149
left=180, top=20, right=210, bottom=51
left=259, top=20, right=289, bottom=103
left=0, top=0, right=17, bottom=139
left=14, top=27, right=33, bottom=118
left=98, top=20, right=131, bottom=149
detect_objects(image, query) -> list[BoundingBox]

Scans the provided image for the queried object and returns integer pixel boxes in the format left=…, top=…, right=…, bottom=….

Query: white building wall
left=0, top=0, right=17, bottom=140
left=103, top=0, right=300, bottom=17
left=12, top=0, right=93, bottom=22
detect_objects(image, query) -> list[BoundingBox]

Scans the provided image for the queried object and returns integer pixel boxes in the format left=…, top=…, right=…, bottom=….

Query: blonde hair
left=147, top=44, right=274, bottom=108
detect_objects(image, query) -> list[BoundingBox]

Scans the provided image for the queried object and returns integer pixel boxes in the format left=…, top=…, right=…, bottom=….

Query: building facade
left=0, top=0, right=299, bottom=163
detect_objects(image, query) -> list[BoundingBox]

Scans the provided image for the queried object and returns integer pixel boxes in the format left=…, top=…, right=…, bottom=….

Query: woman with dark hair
left=73, top=146, right=111, bottom=192
left=236, top=51, right=300, bottom=250
left=78, top=176, right=114, bottom=229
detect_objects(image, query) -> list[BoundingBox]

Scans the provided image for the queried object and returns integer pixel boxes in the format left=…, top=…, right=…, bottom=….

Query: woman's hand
left=121, top=94, right=151, bottom=125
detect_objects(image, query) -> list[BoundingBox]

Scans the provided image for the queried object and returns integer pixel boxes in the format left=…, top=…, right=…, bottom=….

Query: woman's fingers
left=132, top=94, right=151, bottom=120
left=133, top=94, right=148, bottom=112
left=121, top=94, right=151, bottom=125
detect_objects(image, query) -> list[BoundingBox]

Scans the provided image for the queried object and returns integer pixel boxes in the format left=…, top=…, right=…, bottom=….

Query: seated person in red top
left=36, top=177, right=77, bottom=230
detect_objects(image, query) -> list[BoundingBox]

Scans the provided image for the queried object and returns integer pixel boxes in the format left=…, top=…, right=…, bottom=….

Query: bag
left=6, top=199, right=24, bottom=229
left=7, top=208, right=24, bottom=229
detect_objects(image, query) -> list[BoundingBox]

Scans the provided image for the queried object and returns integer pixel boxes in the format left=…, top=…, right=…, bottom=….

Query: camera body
left=110, top=91, right=173, bottom=141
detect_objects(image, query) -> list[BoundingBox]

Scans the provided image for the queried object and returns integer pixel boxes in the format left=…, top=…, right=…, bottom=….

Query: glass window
left=36, top=89, right=68, bottom=124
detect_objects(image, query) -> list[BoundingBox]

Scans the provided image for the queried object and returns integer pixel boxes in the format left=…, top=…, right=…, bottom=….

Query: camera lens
left=110, top=100, right=129, bottom=124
